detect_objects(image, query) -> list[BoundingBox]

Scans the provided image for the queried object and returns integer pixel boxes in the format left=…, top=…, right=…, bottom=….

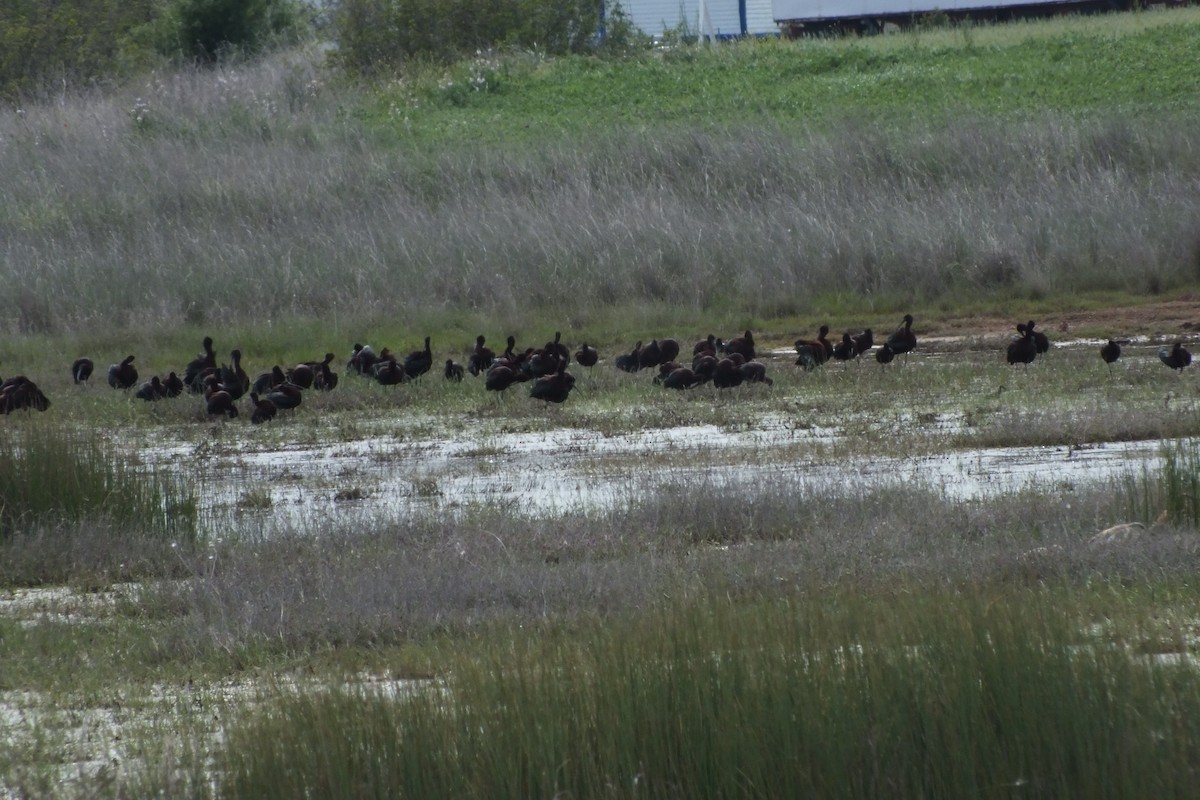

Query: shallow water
left=147, top=418, right=1176, bottom=534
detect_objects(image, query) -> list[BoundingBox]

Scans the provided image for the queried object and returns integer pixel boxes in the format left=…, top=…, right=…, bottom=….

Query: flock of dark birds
left=0, top=314, right=1194, bottom=418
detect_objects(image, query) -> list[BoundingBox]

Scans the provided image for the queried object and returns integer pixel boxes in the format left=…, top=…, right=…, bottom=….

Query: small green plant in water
left=1160, top=440, right=1200, bottom=529
left=0, top=420, right=197, bottom=542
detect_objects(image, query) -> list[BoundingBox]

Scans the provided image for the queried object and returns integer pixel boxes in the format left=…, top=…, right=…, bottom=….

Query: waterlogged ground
left=6, top=313, right=1200, bottom=795
left=111, top=329, right=1200, bottom=537
left=158, top=414, right=1175, bottom=535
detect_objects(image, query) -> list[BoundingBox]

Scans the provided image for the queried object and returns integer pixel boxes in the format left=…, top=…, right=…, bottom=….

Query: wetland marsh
left=6, top=7, right=1200, bottom=797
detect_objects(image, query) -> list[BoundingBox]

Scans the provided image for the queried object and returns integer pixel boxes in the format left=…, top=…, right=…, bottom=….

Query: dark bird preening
left=529, top=357, right=575, bottom=404
left=107, top=355, right=138, bottom=389
left=72, top=357, right=94, bottom=385
left=1007, top=324, right=1037, bottom=367
left=885, top=314, right=916, bottom=360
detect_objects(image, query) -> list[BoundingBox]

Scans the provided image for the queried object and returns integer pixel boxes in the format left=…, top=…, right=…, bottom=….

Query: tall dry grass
left=3, top=47, right=1200, bottom=334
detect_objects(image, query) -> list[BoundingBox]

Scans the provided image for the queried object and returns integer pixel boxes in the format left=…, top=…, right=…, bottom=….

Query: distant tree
left=155, top=0, right=313, bottom=62
left=332, top=0, right=611, bottom=73
left=0, top=0, right=158, bottom=100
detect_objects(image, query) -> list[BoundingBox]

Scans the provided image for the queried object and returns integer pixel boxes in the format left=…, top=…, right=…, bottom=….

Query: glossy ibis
left=1007, top=324, right=1037, bottom=366
left=885, top=315, right=916, bottom=358
left=0, top=376, right=50, bottom=413
left=184, top=336, right=217, bottom=393
left=135, top=376, right=167, bottom=401
left=249, top=392, right=277, bottom=424
left=1159, top=342, right=1192, bottom=372
left=574, top=343, right=599, bottom=367
left=444, top=359, right=464, bottom=381
left=71, top=357, right=94, bottom=385
left=404, top=336, right=433, bottom=379
left=107, top=355, right=138, bottom=389
left=467, top=335, right=495, bottom=377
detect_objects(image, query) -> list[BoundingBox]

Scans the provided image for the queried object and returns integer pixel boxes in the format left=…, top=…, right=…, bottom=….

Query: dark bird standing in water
left=885, top=314, right=917, bottom=359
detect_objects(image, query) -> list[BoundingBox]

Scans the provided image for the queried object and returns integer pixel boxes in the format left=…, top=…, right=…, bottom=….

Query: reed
left=1117, top=440, right=1200, bottom=530
left=0, top=418, right=197, bottom=584
left=208, top=589, right=1200, bottom=799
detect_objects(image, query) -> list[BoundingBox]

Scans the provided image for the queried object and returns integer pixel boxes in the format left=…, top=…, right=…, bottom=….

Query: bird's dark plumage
left=574, top=343, right=599, bottom=368
left=404, top=337, right=433, bottom=379
left=249, top=392, right=277, bottom=424
left=1007, top=324, right=1037, bottom=366
left=886, top=315, right=916, bottom=357
left=1100, top=339, right=1122, bottom=365
left=72, top=357, right=94, bottom=385
left=0, top=376, right=50, bottom=414
left=107, top=355, right=138, bottom=389
left=1159, top=342, right=1192, bottom=371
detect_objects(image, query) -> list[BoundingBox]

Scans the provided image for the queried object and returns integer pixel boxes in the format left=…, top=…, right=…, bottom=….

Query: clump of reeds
left=0, top=419, right=197, bottom=584
left=1115, top=440, right=1200, bottom=531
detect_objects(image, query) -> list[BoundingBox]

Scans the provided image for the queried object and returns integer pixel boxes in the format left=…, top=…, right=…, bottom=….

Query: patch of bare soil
left=936, top=296, right=1200, bottom=342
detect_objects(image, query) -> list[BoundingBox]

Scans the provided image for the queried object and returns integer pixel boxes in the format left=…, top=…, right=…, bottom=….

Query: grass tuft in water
left=0, top=419, right=198, bottom=584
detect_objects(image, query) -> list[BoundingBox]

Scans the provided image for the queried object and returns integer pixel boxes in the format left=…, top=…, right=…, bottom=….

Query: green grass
left=202, top=588, right=1200, bottom=799
left=364, top=10, right=1200, bottom=143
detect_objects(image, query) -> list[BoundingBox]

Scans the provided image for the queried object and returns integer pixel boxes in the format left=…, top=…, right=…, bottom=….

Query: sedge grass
left=205, top=588, right=1200, bottom=800
left=0, top=418, right=197, bottom=585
